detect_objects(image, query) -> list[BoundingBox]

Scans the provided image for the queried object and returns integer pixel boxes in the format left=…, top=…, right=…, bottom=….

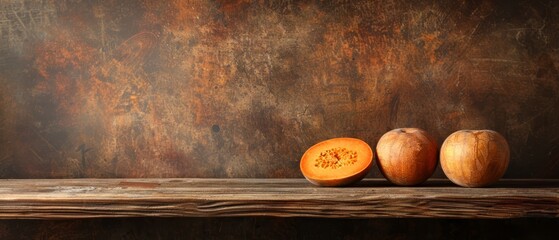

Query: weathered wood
left=0, top=178, right=557, bottom=219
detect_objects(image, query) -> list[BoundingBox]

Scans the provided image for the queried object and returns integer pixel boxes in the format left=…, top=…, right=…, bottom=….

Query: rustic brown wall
left=1, top=0, right=558, bottom=179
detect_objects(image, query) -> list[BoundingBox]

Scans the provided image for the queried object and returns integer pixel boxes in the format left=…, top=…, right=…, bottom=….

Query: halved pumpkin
left=300, top=138, right=374, bottom=187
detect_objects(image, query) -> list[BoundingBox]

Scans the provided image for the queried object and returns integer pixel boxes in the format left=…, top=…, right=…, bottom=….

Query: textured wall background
left=1, top=0, right=558, bottom=179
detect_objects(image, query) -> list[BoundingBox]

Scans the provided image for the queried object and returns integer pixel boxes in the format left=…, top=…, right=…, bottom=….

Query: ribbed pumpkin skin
left=376, top=128, right=438, bottom=186
left=440, top=130, right=510, bottom=188
left=300, top=138, right=373, bottom=187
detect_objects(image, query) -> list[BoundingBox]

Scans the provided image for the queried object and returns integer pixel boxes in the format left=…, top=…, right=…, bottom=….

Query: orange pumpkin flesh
left=300, top=138, right=373, bottom=187
left=440, top=130, right=510, bottom=188
left=376, top=128, right=438, bottom=186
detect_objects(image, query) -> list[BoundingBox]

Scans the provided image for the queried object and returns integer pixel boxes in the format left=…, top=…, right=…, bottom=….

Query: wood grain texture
left=0, top=178, right=557, bottom=219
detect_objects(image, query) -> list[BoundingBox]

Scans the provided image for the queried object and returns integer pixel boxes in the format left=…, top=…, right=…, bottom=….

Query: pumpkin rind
left=376, top=128, right=438, bottom=186
left=440, top=130, right=510, bottom=187
left=300, top=138, right=373, bottom=187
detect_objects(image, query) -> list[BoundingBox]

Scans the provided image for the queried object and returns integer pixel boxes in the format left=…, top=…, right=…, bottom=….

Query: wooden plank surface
left=0, top=178, right=558, bottom=219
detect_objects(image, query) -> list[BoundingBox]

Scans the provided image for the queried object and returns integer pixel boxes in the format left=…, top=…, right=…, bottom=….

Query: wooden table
left=0, top=178, right=557, bottom=219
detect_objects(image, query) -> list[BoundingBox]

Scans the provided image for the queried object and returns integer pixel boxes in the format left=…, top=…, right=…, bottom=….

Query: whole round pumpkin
left=440, top=130, right=510, bottom=187
left=376, top=128, right=438, bottom=186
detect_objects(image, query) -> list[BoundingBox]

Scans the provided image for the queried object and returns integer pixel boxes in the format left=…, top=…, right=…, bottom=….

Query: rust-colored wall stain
left=0, top=0, right=558, bottom=178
